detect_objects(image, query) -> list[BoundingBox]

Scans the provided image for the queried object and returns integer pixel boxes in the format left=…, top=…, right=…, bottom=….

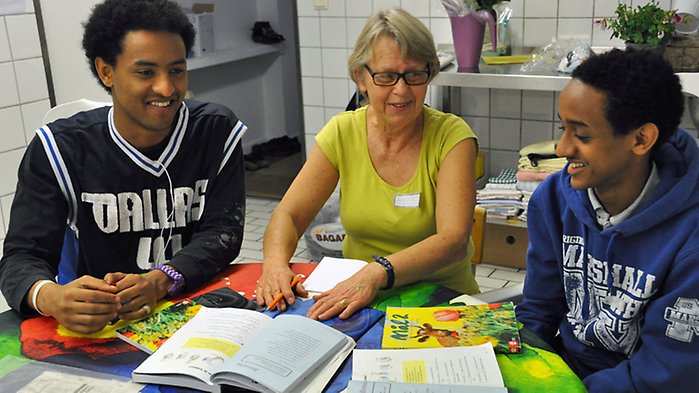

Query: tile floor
left=0, top=196, right=527, bottom=313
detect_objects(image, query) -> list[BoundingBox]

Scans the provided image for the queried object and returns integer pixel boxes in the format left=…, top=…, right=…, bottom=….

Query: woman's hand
left=307, top=263, right=385, bottom=320
left=256, top=264, right=308, bottom=311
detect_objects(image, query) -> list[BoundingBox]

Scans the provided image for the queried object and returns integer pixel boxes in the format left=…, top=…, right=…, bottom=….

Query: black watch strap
left=372, top=255, right=395, bottom=290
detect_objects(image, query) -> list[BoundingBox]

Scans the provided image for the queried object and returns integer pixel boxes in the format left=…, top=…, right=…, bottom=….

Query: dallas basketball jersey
left=3, top=100, right=246, bottom=294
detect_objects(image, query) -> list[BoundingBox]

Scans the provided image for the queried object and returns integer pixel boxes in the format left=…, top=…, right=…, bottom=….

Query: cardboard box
left=482, top=221, right=528, bottom=270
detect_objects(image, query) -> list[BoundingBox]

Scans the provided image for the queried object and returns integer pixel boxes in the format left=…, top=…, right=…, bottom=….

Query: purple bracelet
left=152, top=264, right=185, bottom=297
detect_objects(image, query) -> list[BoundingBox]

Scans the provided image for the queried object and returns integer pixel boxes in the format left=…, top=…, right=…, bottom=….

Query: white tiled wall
left=0, top=1, right=49, bottom=257
left=295, top=0, right=698, bottom=178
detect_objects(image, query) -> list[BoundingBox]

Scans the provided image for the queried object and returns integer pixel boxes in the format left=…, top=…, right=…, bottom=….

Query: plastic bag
left=519, top=38, right=592, bottom=74
left=303, top=191, right=345, bottom=261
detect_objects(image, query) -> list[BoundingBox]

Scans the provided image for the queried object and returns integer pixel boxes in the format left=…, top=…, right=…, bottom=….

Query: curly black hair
left=571, top=48, right=684, bottom=148
left=82, top=0, right=195, bottom=93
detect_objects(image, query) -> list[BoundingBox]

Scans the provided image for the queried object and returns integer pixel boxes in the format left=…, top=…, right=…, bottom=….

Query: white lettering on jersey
left=561, top=234, right=657, bottom=355
left=81, top=180, right=208, bottom=235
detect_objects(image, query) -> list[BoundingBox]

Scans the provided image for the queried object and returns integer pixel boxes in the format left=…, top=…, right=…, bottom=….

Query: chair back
left=471, top=205, right=486, bottom=266
left=42, top=98, right=111, bottom=124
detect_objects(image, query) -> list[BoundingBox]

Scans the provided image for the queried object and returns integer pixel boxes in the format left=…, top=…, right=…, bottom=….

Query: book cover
left=116, top=298, right=202, bottom=354
left=381, top=303, right=522, bottom=354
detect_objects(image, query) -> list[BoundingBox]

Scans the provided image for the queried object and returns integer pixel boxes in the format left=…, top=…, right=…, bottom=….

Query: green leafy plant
left=597, top=1, right=678, bottom=46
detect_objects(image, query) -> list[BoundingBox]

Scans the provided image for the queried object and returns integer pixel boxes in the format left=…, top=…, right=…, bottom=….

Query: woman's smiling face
left=357, top=35, right=429, bottom=129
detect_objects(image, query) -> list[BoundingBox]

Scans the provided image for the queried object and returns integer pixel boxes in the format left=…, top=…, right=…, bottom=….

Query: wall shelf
left=187, top=45, right=280, bottom=71
left=432, top=63, right=699, bottom=97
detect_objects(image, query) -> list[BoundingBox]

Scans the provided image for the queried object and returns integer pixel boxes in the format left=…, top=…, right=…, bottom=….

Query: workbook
left=352, top=344, right=506, bottom=389
left=381, top=303, right=522, bottom=354
left=131, top=307, right=355, bottom=393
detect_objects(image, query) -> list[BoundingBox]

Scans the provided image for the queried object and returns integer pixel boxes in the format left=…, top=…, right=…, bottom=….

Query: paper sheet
left=302, top=257, right=368, bottom=293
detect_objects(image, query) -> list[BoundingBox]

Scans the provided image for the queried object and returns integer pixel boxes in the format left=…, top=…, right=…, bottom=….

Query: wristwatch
left=372, top=255, right=395, bottom=290
left=152, top=264, right=185, bottom=297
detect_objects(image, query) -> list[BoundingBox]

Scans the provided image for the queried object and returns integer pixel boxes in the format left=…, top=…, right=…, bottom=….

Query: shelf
left=187, top=45, right=280, bottom=71
left=432, top=63, right=699, bottom=97
left=486, top=216, right=528, bottom=228
left=432, top=63, right=570, bottom=92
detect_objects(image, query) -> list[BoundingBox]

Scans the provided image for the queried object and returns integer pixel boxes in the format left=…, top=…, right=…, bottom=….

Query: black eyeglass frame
left=363, top=64, right=431, bottom=86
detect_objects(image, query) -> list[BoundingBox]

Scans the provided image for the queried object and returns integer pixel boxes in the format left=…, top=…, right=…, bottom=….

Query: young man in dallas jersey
left=516, top=49, right=699, bottom=392
left=0, top=0, right=247, bottom=334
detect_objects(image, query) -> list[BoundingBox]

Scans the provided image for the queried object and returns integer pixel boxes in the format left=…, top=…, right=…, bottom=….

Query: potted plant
left=596, top=0, right=679, bottom=49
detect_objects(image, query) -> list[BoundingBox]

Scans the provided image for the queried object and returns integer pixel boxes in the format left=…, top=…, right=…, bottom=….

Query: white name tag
left=394, top=193, right=420, bottom=208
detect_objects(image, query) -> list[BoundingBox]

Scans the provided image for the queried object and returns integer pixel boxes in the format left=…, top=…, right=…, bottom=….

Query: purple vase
left=450, top=10, right=497, bottom=72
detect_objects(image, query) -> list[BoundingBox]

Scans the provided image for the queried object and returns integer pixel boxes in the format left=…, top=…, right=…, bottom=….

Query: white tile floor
left=0, top=196, right=526, bottom=313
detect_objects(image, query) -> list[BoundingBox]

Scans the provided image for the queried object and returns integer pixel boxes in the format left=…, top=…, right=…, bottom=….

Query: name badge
left=394, top=193, right=420, bottom=208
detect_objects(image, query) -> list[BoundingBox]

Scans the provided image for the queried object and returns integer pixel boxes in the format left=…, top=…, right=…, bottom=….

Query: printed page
left=18, top=370, right=142, bottom=393
left=212, top=314, right=354, bottom=393
left=352, top=344, right=504, bottom=387
left=132, top=307, right=272, bottom=389
left=301, top=256, right=368, bottom=293
left=347, top=380, right=508, bottom=393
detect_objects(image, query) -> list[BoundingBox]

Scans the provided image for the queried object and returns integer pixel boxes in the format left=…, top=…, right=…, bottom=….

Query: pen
left=267, top=274, right=302, bottom=311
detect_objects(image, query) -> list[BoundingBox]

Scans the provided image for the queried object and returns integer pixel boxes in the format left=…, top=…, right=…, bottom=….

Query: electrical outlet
left=314, top=0, right=328, bottom=11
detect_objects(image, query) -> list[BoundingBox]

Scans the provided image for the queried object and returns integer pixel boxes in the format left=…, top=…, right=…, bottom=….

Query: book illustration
left=381, top=303, right=522, bottom=354
left=116, top=298, right=202, bottom=353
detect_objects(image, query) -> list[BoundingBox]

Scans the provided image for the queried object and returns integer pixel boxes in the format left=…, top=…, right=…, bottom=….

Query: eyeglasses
left=364, top=64, right=430, bottom=86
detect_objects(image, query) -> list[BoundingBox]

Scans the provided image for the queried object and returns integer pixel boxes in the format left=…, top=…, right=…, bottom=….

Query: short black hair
left=571, top=48, right=684, bottom=148
left=82, top=0, right=195, bottom=93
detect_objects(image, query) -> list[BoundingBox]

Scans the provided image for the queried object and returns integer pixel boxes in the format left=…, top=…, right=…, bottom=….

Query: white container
left=186, top=12, right=215, bottom=57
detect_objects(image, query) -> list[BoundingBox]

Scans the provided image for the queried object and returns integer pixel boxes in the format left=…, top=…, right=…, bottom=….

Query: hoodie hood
left=560, top=128, right=699, bottom=237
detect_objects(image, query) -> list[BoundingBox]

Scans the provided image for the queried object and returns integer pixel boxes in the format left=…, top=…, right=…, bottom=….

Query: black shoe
left=244, top=154, right=260, bottom=171
left=252, top=21, right=285, bottom=44
left=247, top=152, right=269, bottom=168
left=252, top=136, right=300, bottom=157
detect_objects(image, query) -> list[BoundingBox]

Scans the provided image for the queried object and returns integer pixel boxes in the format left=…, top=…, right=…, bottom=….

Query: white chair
left=42, top=98, right=111, bottom=124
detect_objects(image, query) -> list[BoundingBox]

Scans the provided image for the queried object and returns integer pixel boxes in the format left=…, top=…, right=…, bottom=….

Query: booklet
left=115, top=298, right=202, bottom=354
left=381, top=303, right=522, bottom=354
left=347, top=380, right=508, bottom=393
left=131, top=307, right=355, bottom=393
left=352, top=344, right=505, bottom=388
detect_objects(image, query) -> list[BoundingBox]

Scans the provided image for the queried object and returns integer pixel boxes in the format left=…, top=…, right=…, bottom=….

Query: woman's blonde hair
left=348, top=9, right=440, bottom=90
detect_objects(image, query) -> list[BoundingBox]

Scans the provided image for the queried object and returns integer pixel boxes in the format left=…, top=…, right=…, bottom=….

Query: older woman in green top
left=257, top=8, right=480, bottom=320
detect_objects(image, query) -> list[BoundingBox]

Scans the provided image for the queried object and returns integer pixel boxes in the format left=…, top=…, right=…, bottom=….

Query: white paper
left=347, top=380, right=508, bottom=393
left=352, top=344, right=504, bottom=387
left=302, top=257, right=368, bottom=293
left=18, top=370, right=142, bottom=393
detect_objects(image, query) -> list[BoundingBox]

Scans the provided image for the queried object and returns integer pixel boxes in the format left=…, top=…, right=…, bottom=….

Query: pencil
left=267, top=274, right=302, bottom=311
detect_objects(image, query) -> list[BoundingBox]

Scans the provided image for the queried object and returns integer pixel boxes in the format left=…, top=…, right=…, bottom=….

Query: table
left=0, top=263, right=585, bottom=392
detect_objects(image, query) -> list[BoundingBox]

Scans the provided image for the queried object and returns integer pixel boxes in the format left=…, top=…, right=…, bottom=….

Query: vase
left=624, top=42, right=667, bottom=57
left=449, top=10, right=497, bottom=72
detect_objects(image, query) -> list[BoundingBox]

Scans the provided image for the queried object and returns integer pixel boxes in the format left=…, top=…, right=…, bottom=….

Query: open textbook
left=351, top=344, right=505, bottom=390
left=132, top=307, right=355, bottom=393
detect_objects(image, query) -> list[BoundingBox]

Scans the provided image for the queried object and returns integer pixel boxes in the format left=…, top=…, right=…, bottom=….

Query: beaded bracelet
left=372, top=255, right=395, bottom=290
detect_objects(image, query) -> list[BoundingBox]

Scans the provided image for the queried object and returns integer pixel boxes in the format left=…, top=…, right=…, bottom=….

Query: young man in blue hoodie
left=516, top=49, right=699, bottom=392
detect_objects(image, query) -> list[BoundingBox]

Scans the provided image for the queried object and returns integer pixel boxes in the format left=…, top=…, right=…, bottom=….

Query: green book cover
left=116, top=298, right=202, bottom=354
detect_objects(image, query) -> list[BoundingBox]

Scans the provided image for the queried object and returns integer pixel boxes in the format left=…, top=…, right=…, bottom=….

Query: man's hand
left=104, top=272, right=160, bottom=321
left=35, top=276, right=121, bottom=334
